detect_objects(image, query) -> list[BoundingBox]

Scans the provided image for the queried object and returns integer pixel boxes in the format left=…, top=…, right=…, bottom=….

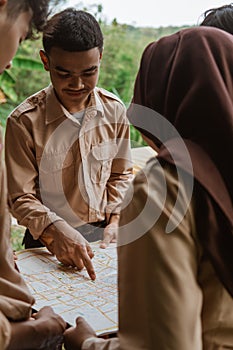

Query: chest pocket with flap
left=90, top=142, right=118, bottom=184
left=38, top=149, right=75, bottom=193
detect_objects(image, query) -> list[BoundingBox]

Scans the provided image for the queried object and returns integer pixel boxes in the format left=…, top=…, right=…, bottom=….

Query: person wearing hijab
left=64, top=26, right=233, bottom=350
left=0, top=1, right=66, bottom=349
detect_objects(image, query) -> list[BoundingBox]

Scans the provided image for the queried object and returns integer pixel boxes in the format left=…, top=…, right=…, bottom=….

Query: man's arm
left=101, top=114, right=133, bottom=248
left=105, top=118, right=133, bottom=218
left=5, top=116, right=61, bottom=238
left=5, top=114, right=95, bottom=279
left=99, top=214, right=119, bottom=248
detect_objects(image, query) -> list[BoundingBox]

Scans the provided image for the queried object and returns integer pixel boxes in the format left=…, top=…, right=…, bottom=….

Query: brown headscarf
left=127, top=27, right=233, bottom=296
left=0, top=128, right=34, bottom=322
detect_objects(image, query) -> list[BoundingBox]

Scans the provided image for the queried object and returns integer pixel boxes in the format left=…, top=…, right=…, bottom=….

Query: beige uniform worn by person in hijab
left=64, top=27, right=233, bottom=350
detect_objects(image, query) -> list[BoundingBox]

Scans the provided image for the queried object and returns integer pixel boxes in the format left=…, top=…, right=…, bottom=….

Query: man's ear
left=39, top=50, right=50, bottom=71
left=99, top=48, right=103, bottom=61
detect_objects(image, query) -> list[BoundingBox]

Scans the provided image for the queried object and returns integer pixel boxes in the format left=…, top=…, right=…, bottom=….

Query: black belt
left=23, top=221, right=106, bottom=249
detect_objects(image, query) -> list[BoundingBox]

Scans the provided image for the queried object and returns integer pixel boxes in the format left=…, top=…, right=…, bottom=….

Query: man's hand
left=7, top=306, right=66, bottom=350
left=41, top=221, right=96, bottom=280
left=64, top=317, right=97, bottom=350
left=31, top=306, right=67, bottom=349
left=100, top=220, right=118, bottom=249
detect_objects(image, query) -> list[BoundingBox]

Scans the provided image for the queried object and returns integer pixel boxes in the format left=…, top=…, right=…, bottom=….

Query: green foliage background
left=0, top=4, right=189, bottom=142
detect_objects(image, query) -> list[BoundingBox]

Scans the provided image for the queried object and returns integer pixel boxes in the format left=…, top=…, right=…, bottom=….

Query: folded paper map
left=16, top=242, right=117, bottom=336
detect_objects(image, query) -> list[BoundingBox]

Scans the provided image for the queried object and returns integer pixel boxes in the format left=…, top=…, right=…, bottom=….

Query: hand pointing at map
left=40, top=221, right=96, bottom=280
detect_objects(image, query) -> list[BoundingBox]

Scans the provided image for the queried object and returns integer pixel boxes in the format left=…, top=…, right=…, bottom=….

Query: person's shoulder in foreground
left=64, top=25, right=233, bottom=350
left=0, top=1, right=66, bottom=349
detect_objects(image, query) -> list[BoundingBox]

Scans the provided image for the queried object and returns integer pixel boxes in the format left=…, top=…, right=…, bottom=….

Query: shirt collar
left=45, top=85, right=104, bottom=124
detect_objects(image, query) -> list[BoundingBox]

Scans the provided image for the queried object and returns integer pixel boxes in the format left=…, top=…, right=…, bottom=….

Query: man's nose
left=69, top=75, right=84, bottom=89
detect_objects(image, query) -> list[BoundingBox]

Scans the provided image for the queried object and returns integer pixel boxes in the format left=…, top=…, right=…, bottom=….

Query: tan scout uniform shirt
left=0, top=128, right=34, bottom=349
left=5, top=85, right=133, bottom=239
left=82, top=158, right=233, bottom=350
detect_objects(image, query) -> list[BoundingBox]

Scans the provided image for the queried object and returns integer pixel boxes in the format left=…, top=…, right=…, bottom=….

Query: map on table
left=16, top=242, right=118, bottom=336
left=13, top=147, right=155, bottom=335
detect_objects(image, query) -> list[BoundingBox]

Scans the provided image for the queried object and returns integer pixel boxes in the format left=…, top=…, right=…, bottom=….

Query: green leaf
left=12, top=57, right=44, bottom=71
left=0, top=71, right=17, bottom=102
left=111, top=87, right=121, bottom=99
left=0, top=70, right=16, bottom=84
left=2, top=84, right=18, bottom=102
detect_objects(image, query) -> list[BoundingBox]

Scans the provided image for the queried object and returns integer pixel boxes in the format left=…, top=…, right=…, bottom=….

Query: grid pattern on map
left=16, top=242, right=118, bottom=336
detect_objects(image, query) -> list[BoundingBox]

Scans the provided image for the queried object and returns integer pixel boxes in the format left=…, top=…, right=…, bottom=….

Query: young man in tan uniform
left=5, top=9, right=133, bottom=279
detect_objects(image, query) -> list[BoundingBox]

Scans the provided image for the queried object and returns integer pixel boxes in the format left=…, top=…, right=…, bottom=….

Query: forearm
left=108, top=214, right=120, bottom=225
left=106, top=168, right=133, bottom=219
left=40, top=220, right=78, bottom=248
left=6, top=320, right=38, bottom=350
left=9, top=197, right=62, bottom=239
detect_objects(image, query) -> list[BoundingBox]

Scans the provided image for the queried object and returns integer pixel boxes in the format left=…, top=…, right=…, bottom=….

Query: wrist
left=40, top=227, right=54, bottom=246
left=7, top=320, right=39, bottom=350
left=108, top=214, right=120, bottom=225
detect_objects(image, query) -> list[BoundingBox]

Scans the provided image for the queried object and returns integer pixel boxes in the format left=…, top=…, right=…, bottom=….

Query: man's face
left=40, top=47, right=102, bottom=113
left=0, top=8, right=32, bottom=74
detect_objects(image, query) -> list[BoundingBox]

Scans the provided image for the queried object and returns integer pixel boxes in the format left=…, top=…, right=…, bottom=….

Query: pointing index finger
left=79, top=244, right=96, bottom=280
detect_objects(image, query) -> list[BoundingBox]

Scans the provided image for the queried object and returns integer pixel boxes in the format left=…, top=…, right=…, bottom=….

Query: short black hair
left=200, top=3, right=233, bottom=35
left=43, top=8, right=104, bottom=54
left=7, top=0, right=50, bottom=39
